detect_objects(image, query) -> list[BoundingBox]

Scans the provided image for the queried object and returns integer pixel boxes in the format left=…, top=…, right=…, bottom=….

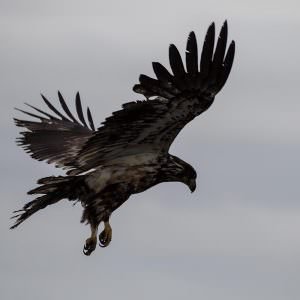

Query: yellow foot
left=83, top=236, right=97, bottom=256
left=99, top=221, right=112, bottom=248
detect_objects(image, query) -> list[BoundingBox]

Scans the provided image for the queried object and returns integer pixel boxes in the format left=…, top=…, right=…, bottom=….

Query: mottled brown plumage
left=11, top=21, right=235, bottom=255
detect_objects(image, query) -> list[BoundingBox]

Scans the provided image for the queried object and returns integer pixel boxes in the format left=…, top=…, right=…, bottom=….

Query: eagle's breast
left=85, top=153, right=162, bottom=194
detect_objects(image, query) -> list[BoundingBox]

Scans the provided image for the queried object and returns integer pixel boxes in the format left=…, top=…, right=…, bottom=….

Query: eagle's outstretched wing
left=14, top=91, right=95, bottom=169
left=71, top=21, right=235, bottom=174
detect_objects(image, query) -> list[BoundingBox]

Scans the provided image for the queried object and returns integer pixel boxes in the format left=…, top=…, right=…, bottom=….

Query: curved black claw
left=99, top=228, right=112, bottom=248
left=83, top=237, right=97, bottom=256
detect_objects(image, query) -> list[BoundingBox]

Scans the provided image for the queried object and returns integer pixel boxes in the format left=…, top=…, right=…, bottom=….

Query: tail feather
left=10, top=194, right=61, bottom=229
left=10, top=175, right=85, bottom=229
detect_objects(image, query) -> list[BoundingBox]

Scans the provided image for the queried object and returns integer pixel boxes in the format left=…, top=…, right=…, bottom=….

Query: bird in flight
left=11, top=21, right=235, bottom=255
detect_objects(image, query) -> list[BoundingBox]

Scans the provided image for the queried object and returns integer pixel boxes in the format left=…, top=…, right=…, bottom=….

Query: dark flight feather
left=218, top=41, right=235, bottom=90
left=186, top=31, right=198, bottom=76
left=211, top=21, right=228, bottom=78
left=24, top=102, right=58, bottom=120
left=200, top=22, right=215, bottom=79
left=152, top=62, right=173, bottom=83
left=75, top=92, right=88, bottom=127
left=169, top=44, right=186, bottom=78
left=87, top=107, right=95, bottom=131
left=14, top=108, right=45, bottom=120
left=58, top=91, right=79, bottom=124
left=41, top=94, right=69, bottom=121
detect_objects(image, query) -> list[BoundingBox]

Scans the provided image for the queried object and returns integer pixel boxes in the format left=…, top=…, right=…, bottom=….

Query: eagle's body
left=11, top=22, right=235, bottom=255
left=86, top=152, right=161, bottom=193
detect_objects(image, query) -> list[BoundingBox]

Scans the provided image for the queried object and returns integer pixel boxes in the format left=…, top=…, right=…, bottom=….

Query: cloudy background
left=1, top=1, right=300, bottom=299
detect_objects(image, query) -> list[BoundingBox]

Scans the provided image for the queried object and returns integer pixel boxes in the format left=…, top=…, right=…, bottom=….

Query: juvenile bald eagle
left=11, top=21, right=235, bottom=255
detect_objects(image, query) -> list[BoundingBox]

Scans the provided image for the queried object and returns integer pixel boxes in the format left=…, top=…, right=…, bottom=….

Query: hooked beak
left=188, top=178, right=196, bottom=193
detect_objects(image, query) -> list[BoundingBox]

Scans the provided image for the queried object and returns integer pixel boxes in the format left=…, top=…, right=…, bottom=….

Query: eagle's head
left=164, top=155, right=197, bottom=193
left=181, top=163, right=197, bottom=193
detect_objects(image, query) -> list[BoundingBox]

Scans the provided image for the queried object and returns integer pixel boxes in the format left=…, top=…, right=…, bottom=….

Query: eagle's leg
left=83, top=223, right=98, bottom=256
left=99, top=217, right=112, bottom=248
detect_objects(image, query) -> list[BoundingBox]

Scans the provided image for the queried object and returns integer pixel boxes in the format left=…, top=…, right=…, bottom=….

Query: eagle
left=11, top=21, right=235, bottom=255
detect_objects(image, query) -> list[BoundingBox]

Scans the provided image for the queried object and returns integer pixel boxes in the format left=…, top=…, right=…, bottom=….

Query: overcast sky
left=1, top=1, right=300, bottom=300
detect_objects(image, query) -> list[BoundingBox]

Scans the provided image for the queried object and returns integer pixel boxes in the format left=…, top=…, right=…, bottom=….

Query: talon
left=99, top=221, right=112, bottom=248
left=83, top=237, right=97, bottom=256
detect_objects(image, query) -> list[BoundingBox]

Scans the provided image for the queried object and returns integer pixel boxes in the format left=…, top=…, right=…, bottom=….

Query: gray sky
left=1, top=1, right=300, bottom=299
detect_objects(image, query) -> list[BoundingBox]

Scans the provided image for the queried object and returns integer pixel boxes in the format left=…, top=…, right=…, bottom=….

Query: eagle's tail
left=10, top=175, right=86, bottom=229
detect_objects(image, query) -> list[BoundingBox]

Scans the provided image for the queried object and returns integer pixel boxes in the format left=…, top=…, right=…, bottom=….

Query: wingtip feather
left=186, top=31, right=198, bottom=76
left=75, top=92, right=88, bottom=127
